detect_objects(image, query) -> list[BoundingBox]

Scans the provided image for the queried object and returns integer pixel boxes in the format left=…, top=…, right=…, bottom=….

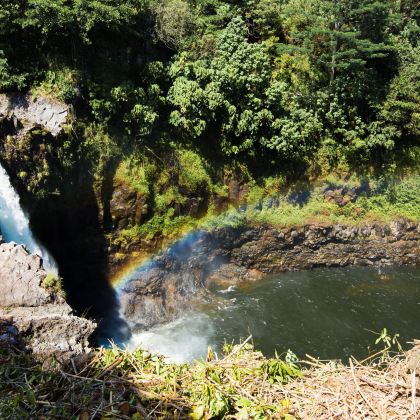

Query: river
left=128, top=265, right=420, bottom=363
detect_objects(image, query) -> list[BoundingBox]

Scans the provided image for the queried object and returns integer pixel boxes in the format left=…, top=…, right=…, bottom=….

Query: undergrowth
left=247, top=173, right=420, bottom=227
left=0, top=332, right=416, bottom=419
left=0, top=340, right=301, bottom=419
left=112, top=172, right=420, bottom=251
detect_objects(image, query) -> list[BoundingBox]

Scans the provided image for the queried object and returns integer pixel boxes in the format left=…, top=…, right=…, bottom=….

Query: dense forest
left=2, top=0, right=419, bottom=160
left=0, top=0, right=419, bottom=242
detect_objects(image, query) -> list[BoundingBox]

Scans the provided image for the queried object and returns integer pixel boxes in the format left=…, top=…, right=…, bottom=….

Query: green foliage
left=169, top=16, right=322, bottom=157
left=1, top=0, right=418, bottom=168
left=1, top=128, right=59, bottom=198
left=115, top=157, right=155, bottom=196
left=247, top=174, right=420, bottom=227
left=0, top=52, right=26, bottom=90
left=152, top=0, right=195, bottom=48
left=380, top=32, right=420, bottom=140
left=177, top=148, right=212, bottom=192
left=0, top=0, right=418, bottom=241
left=374, top=328, right=402, bottom=351
left=373, top=328, right=403, bottom=361
left=31, top=66, right=81, bottom=102
left=261, top=355, right=302, bottom=384
left=82, top=123, right=120, bottom=180
left=41, top=272, right=64, bottom=295
left=0, top=341, right=303, bottom=419
left=15, top=0, right=142, bottom=42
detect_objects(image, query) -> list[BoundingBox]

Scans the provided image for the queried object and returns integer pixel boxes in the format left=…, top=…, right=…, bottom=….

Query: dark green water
left=128, top=266, right=420, bottom=362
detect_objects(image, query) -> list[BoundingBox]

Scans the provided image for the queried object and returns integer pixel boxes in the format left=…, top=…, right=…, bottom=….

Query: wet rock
left=207, top=264, right=264, bottom=286
left=118, top=219, right=420, bottom=329
left=0, top=238, right=95, bottom=360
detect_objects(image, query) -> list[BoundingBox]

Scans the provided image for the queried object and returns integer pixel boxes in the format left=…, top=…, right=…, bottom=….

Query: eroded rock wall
left=0, top=238, right=95, bottom=359
left=211, top=218, right=420, bottom=278
left=120, top=218, right=420, bottom=330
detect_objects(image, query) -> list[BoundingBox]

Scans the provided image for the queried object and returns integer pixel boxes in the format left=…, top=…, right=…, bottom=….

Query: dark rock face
left=119, top=218, right=420, bottom=330
left=0, top=238, right=96, bottom=359
left=109, top=178, right=148, bottom=230
left=217, top=219, right=419, bottom=273
left=228, top=180, right=250, bottom=207
left=0, top=93, right=122, bottom=338
left=321, top=182, right=371, bottom=207
left=119, top=233, right=213, bottom=331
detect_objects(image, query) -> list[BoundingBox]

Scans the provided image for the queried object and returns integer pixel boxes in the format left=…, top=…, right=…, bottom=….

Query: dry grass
left=1, top=338, right=419, bottom=419
left=284, top=341, right=420, bottom=419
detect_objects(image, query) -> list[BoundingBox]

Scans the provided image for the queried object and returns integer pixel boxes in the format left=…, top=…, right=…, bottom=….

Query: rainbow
left=111, top=253, right=157, bottom=291
left=111, top=229, right=210, bottom=291
left=110, top=208, right=247, bottom=291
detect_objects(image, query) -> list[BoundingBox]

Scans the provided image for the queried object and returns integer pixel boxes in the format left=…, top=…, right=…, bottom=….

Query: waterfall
left=0, top=163, right=57, bottom=272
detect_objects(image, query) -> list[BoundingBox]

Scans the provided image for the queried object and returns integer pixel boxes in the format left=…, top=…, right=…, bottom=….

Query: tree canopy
left=0, top=0, right=418, bottom=168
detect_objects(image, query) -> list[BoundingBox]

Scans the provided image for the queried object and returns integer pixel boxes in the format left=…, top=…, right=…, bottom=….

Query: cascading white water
left=0, top=162, right=57, bottom=272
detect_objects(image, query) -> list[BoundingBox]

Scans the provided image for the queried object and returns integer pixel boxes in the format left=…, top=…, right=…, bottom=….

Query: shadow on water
left=28, top=180, right=131, bottom=345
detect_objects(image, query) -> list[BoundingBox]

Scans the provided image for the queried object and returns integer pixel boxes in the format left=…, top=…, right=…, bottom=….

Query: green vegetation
left=115, top=157, right=155, bottom=197
left=1, top=333, right=416, bottom=419
left=1, top=0, right=418, bottom=160
left=111, top=172, right=420, bottom=252
left=0, top=340, right=301, bottom=419
left=247, top=173, right=420, bottom=227
left=41, top=272, right=65, bottom=296
left=0, top=0, right=418, bottom=241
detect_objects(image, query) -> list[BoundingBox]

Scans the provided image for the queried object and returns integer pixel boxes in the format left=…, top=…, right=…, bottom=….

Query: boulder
left=0, top=237, right=95, bottom=360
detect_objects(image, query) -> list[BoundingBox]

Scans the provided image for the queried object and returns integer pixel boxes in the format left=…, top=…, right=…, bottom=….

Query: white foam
left=219, top=285, right=236, bottom=294
left=0, top=163, right=57, bottom=272
left=126, top=313, right=215, bottom=363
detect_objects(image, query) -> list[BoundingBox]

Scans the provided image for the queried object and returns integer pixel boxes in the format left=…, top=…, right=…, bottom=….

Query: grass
left=177, top=149, right=212, bottom=193
left=31, top=66, right=81, bottom=103
left=111, top=173, right=420, bottom=254
left=248, top=174, right=420, bottom=227
left=115, top=158, right=156, bottom=197
left=1, top=336, right=418, bottom=419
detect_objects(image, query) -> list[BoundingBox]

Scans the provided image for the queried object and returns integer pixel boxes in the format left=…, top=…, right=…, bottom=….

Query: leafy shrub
left=32, top=67, right=81, bottom=103
left=177, top=149, right=211, bottom=193
left=115, top=157, right=156, bottom=197
left=41, top=273, right=64, bottom=295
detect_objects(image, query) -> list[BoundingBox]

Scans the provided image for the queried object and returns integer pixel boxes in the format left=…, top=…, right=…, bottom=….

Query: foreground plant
left=0, top=339, right=299, bottom=419
left=0, top=337, right=419, bottom=419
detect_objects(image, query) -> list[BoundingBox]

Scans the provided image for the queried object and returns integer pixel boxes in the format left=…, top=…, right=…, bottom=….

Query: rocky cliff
left=120, top=218, right=420, bottom=330
left=0, top=93, right=69, bottom=136
left=0, top=237, right=95, bottom=359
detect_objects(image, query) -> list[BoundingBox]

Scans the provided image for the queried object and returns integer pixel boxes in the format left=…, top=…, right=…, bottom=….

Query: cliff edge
left=0, top=237, right=95, bottom=359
